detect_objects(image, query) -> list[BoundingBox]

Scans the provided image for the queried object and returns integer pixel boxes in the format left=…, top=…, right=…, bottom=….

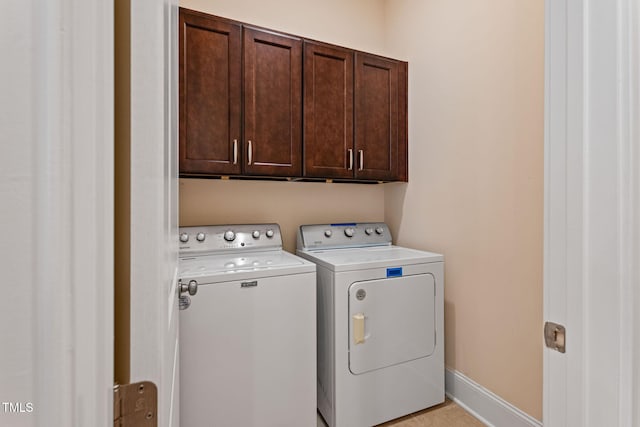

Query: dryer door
left=348, top=273, right=435, bottom=375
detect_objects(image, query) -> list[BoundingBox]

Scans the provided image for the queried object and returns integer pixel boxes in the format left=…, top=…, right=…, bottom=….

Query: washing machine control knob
left=265, top=229, right=275, bottom=238
left=375, top=226, right=384, bottom=235
left=179, top=233, right=189, bottom=243
left=344, top=227, right=355, bottom=238
left=365, top=227, right=374, bottom=235
left=324, top=229, right=332, bottom=238
left=196, top=232, right=206, bottom=242
left=252, top=230, right=260, bottom=239
left=223, top=230, right=236, bottom=242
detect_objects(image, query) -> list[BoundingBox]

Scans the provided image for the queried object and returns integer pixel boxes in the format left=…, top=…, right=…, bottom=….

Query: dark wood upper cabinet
left=305, top=48, right=407, bottom=182
left=355, top=53, right=407, bottom=181
left=243, top=28, right=302, bottom=177
left=179, top=8, right=408, bottom=182
left=179, top=10, right=242, bottom=175
left=303, top=42, right=354, bottom=178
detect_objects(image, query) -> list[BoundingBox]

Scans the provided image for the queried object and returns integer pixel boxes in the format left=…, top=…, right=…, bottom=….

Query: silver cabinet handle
left=232, top=139, right=238, bottom=164
left=358, top=150, right=364, bottom=171
left=247, top=140, right=253, bottom=165
left=348, top=148, right=353, bottom=170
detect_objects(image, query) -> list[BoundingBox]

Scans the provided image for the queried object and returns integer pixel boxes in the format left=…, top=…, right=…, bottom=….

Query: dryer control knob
left=179, top=233, right=189, bottom=243
left=344, top=227, right=355, bottom=238
left=196, top=232, right=206, bottom=242
left=223, top=230, right=236, bottom=242
left=365, top=227, right=374, bottom=235
left=252, top=230, right=260, bottom=239
left=324, top=229, right=333, bottom=238
left=375, top=227, right=384, bottom=235
left=265, top=229, right=275, bottom=238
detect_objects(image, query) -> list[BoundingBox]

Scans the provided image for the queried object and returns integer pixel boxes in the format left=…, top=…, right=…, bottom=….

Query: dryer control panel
left=297, top=222, right=392, bottom=250
left=179, top=224, right=282, bottom=256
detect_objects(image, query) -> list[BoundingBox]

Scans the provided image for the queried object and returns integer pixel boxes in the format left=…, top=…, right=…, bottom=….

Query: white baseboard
left=445, top=368, right=542, bottom=427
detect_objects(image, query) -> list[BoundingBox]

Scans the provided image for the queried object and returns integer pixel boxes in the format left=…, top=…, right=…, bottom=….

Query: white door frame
left=0, top=0, right=114, bottom=426
left=544, top=0, right=640, bottom=425
left=33, top=0, right=115, bottom=425
left=129, top=1, right=180, bottom=426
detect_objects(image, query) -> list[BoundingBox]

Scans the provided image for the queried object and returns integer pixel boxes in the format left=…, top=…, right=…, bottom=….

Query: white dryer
left=178, top=224, right=316, bottom=427
left=297, top=222, right=444, bottom=427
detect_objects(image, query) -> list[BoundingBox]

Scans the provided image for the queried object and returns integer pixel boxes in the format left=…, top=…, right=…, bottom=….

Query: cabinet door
left=355, top=53, right=404, bottom=181
left=243, top=28, right=302, bottom=177
left=179, top=10, right=242, bottom=175
left=303, top=42, right=354, bottom=179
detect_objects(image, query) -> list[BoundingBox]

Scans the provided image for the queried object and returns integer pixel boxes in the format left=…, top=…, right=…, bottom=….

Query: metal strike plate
left=114, top=381, right=157, bottom=426
left=544, top=321, right=566, bottom=353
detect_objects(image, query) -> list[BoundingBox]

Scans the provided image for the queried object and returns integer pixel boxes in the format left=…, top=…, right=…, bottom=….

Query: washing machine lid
left=179, top=250, right=315, bottom=284
left=297, top=245, right=443, bottom=272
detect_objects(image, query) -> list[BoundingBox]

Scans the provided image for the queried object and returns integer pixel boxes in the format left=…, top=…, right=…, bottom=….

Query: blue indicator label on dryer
left=386, top=267, right=403, bottom=278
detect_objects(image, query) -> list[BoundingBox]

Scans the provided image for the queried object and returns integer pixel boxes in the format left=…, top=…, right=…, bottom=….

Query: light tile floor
left=317, top=399, right=485, bottom=427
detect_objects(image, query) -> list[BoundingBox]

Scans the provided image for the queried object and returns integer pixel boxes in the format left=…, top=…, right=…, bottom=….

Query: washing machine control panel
left=298, top=222, right=392, bottom=250
left=179, top=224, right=282, bottom=255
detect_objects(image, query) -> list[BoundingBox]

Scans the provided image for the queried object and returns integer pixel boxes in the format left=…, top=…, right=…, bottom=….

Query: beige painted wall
left=178, top=0, right=544, bottom=421
left=178, top=0, right=389, bottom=250
left=114, top=0, right=130, bottom=385
left=180, top=179, right=385, bottom=252
left=383, top=0, right=544, bottom=420
left=180, top=0, right=388, bottom=56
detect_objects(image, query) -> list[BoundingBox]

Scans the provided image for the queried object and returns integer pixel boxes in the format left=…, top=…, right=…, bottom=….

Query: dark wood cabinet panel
left=243, top=28, right=302, bottom=177
left=178, top=8, right=408, bottom=182
left=303, top=42, right=354, bottom=178
left=179, top=10, right=242, bottom=175
left=397, top=61, right=408, bottom=182
left=355, top=53, right=404, bottom=181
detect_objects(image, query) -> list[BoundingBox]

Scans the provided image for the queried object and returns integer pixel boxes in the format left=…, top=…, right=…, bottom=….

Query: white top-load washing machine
left=178, top=224, right=316, bottom=427
left=297, top=222, right=444, bottom=427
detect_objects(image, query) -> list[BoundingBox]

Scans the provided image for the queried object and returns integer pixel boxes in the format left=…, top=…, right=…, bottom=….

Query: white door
left=129, top=0, right=180, bottom=426
left=544, top=0, right=640, bottom=425
left=0, top=0, right=113, bottom=426
left=348, top=274, right=436, bottom=375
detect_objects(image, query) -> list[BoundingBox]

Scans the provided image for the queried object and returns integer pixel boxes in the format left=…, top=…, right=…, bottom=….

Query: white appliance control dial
left=223, top=230, right=236, bottom=242
left=324, top=229, right=332, bottom=237
left=344, top=227, right=355, bottom=237
left=252, top=230, right=260, bottom=239
left=375, top=227, right=384, bottom=235
left=179, top=233, right=189, bottom=243
left=266, top=229, right=275, bottom=238
left=196, top=232, right=206, bottom=242
left=365, top=227, right=374, bottom=235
